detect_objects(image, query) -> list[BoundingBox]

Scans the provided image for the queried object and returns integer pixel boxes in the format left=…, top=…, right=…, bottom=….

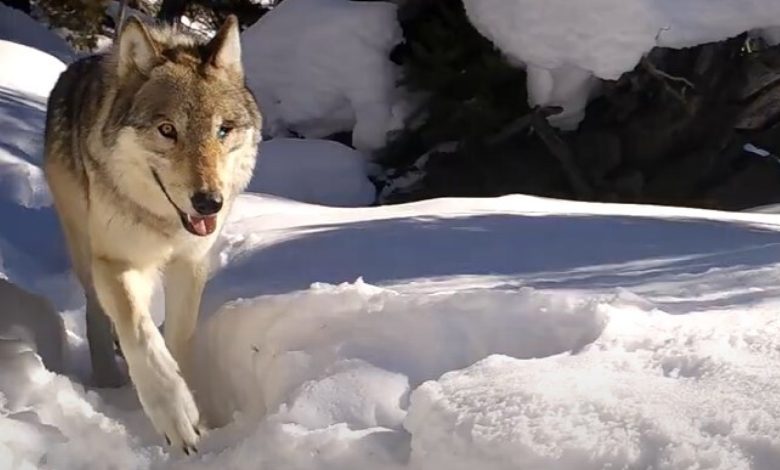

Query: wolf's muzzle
left=191, top=191, right=223, bottom=216
left=150, top=168, right=218, bottom=237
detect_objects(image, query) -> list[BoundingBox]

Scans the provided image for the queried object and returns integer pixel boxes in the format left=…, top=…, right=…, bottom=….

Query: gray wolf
left=43, top=15, right=261, bottom=452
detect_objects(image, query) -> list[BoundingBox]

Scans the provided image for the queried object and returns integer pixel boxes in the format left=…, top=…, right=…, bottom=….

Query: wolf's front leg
left=163, top=256, right=208, bottom=379
left=92, top=257, right=200, bottom=453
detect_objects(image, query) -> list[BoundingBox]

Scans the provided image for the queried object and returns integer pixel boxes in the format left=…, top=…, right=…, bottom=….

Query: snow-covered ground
left=7, top=4, right=780, bottom=470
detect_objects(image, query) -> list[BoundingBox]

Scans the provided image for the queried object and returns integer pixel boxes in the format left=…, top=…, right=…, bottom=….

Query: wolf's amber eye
left=158, top=123, right=177, bottom=140
left=217, top=125, right=233, bottom=141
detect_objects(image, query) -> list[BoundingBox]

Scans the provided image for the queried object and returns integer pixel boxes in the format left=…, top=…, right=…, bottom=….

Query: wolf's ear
left=207, top=15, right=243, bottom=77
left=116, top=16, right=159, bottom=78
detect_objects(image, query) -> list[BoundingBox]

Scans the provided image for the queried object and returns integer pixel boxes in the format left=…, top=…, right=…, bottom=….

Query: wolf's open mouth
left=150, top=169, right=218, bottom=237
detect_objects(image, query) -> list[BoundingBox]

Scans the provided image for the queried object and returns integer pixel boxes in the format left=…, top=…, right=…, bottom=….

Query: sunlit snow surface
left=5, top=9, right=780, bottom=470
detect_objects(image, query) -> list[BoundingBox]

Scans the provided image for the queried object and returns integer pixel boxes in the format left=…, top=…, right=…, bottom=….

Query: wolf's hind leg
left=86, top=291, right=125, bottom=387
left=45, top=164, right=124, bottom=387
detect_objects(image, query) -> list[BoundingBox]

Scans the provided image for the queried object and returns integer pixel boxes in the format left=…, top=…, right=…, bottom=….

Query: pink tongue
left=190, top=215, right=217, bottom=236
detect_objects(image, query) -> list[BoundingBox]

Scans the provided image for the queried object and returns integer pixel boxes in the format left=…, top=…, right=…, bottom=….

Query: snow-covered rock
left=250, top=138, right=376, bottom=207
left=242, top=0, right=404, bottom=151
left=463, top=0, right=780, bottom=128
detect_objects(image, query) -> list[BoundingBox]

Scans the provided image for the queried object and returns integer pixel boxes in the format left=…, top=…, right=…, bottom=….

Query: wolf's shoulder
left=54, top=53, right=107, bottom=90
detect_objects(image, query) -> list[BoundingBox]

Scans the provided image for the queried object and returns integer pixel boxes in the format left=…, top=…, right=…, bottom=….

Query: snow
left=406, top=307, right=780, bottom=470
left=463, top=0, right=780, bottom=128
left=0, top=5, right=74, bottom=64
left=0, top=83, right=53, bottom=210
left=250, top=138, right=376, bottom=207
left=0, top=41, right=66, bottom=100
left=8, top=5, right=780, bottom=470
left=8, top=161, right=780, bottom=468
left=241, top=0, right=405, bottom=152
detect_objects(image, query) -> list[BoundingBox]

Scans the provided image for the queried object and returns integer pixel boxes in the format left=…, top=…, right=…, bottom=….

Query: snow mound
left=250, top=138, right=376, bottom=207
left=0, top=41, right=58, bottom=211
left=0, top=5, right=74, bottom=63
left=407, top=304, right=780, bottom=470
left=242, top=0, right=404, bottom=151
left=0, top=40, right=68, bottom=301
left=194, top=281, right=606, bottom=426
left=0, top=40, right=65, bottom=100
left=463, top=0, right=780, bottom=128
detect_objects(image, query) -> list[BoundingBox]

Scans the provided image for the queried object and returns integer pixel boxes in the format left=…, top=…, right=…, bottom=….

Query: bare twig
left=641, top=57, right=695, bottom=107
left=115, top=0, right=128, bottom=39
left=655, top=26, right=671, bottom=43
left=641, top=57, right=696, bottom=89
left=488, top=106, right=563, bottom=146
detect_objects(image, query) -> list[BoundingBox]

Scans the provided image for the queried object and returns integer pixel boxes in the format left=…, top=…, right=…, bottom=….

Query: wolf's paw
left=127, top=338, right=202, bottom=454
left=138, top=370, right=201, bottom=454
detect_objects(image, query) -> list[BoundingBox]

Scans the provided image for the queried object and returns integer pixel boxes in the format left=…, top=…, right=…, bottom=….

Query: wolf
left=43, top=15, right=261, bottom=452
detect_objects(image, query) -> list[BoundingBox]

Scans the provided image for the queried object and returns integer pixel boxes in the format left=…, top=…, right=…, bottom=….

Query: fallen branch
left=530, top=111, right=595, bottom=200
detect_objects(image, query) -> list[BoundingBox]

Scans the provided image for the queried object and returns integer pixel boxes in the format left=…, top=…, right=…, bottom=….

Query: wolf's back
left=44, top=55, right=107, bottom=179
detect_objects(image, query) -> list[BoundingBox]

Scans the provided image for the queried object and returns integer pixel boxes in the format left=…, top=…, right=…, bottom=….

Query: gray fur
left=43, top=15, right=261, bottom=450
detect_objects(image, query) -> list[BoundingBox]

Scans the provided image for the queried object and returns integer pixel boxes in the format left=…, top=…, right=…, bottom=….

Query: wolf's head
left=108, top=16, right=261, bottom=237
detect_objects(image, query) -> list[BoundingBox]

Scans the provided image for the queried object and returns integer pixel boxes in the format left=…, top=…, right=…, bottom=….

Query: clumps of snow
left=0, top=336, right=156, bottom=469
left=0, top=5, right=74, bottom=63
left=462, top=0, right=780, bottom=128
left=241, top=0, right=405, bottom=151
left=406, top=303, right=780, bottom=469
left=250, top=138, right=376, bottom=207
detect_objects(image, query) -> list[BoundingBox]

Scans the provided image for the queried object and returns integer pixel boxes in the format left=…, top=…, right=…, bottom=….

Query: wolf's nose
left=191, top=191, right=223, bottom=215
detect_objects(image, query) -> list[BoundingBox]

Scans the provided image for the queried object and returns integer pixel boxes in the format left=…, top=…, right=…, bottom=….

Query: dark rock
left=706, top=158, right=780, bottom=210
left=610, top=169, right=644, bottom=198
left=644, top=150, right=717, bottom=200
left=572, top=132, right=622, bottom=183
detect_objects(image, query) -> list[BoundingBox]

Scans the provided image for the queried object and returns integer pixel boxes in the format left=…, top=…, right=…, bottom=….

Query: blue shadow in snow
left=202, top=213, right=780, bottom=315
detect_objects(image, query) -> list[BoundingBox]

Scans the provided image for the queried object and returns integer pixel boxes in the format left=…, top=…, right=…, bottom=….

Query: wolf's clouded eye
left=158, top=123, right=177, bottom=140
left=217, top=125, right=233, bottom=141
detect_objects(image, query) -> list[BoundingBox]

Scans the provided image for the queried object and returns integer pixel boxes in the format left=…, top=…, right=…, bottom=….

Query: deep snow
left=6, top=4, right=780, bottom=470
left=8, top=190, right=780, bottom=469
